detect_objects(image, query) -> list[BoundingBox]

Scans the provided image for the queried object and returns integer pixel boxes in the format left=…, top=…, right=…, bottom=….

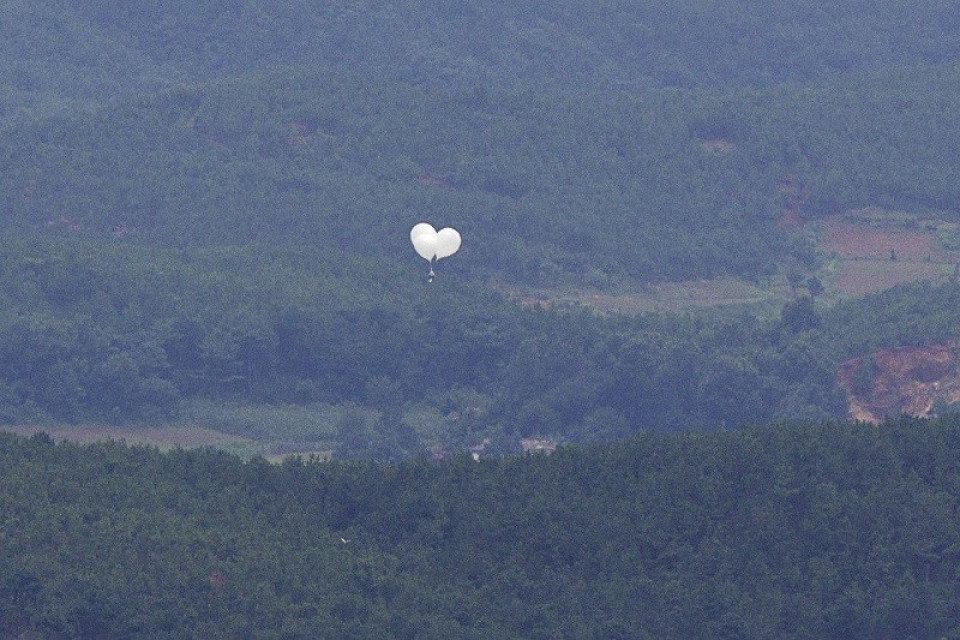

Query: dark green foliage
left=3, top=1, right=960, bottom=287
left=4, top=5, right=960, bottom=634
left=5, top=416, right=960, bottom=637
left=851, top=356, right=876, bottom=399
left=3, top=1, right=960, bottom=290
left=0, top=70, right=793, bottom=284
left=6, top=235, right=960, bottom=455
left=780, top=296, right=821, bottom=333
left=8, top=0, right=960, bottom=104
left=5, top=49, right=960, bottom=286
left=2, top=2, right=960, bottom=456
left=823, top=280, right=960, bottom=357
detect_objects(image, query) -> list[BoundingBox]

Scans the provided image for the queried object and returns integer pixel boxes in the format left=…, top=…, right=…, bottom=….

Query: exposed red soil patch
left=838, top=343, right=960, bottom=423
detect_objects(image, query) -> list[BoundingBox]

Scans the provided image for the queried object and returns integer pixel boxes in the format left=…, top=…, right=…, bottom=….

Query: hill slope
left=4, top=2, right=960, bottom=286
left=3, top=416, right=960, bottom=638
left=5, top=64, right=960, bottom=286
left=3, top=3, right=960, bottom=455
left=7, top=0, right=960, bottom=108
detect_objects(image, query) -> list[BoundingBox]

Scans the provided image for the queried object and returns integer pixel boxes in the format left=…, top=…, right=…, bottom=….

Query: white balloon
left=410, top=224, right=438, bottom=261
left=410, top=222, right=435, bottom=244
left=410, top=222, right=461, bottom=274
left=435, top=227, right=461, bottom=259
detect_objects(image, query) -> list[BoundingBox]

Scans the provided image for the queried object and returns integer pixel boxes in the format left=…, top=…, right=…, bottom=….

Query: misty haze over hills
left=5, top=1, right=960, bottom=109
left=4, top=3, right=960, bottom=284
left=5, top=4, right=960, bottom=636
left=0, top=0, right=959, bottom=450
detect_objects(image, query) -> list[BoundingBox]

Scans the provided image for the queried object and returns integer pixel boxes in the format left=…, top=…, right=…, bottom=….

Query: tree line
left=4, top=235, right=960, bottom=457
left=4, top=414, right=960, bottom=638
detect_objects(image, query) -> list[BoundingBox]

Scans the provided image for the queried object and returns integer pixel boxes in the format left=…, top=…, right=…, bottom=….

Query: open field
left=817, top=210, right=958, bottom=297
left=513, top=209, right=960, bottom=316
left=510, top=276, right=791, bottom=316
left=1, top=423, right=338, bottom=461
left=827, top=259, right=949, bottom=297
left=0, top=424, right=257, bottom=451
left=0, top=423, right=337, bottom=462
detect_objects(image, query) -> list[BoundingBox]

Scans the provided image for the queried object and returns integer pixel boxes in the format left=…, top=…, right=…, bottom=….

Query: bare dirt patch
left=838, top=343, right=960, bottom=423
left=824, top=212, right=960, bottom=420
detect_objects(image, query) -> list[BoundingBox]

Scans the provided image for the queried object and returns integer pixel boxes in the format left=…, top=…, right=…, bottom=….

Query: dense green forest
left=0, top=0, right=958, bottom=455
left=3, top=0, right=960, bottom=453
left=5, top=64, right=960, bottom=285
left=3, top=2, right=960, bottom=286
left=5, top=233, right=960, bottom=458
left=4, top=416, right=960, bottom=638
left=6, top=1, right=960, bottom=636
left=5, top=0, right=960, bottom=106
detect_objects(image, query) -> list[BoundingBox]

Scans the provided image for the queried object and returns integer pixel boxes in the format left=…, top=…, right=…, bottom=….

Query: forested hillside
left=5, top=64, right=960, bottom=287
left=6, top=0, right=960, bottom=108
left=6, top=234, right=960, bottom=457
left=0, top=3, right=959, bottom=456
left=6, top=3, right=960, bottom=636
left=3, top=2, right=960, bottom=286
left=4, top=416, right=960, bottom=638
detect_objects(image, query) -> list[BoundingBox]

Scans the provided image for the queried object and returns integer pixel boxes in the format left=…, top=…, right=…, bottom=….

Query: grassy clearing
left=1, top=401, right=469, bottom=461
left=505, top=276, right=794, bottom=319
left=512, top=209, right=960, bottom=317
left=814, top=211, right=959, bottom=298
left=0, top=401, right=349, bottom=460
left=0, top=424, right=258, bottom=454
left=176, top=399, right=342, bottom=441
left=174, top=399, right=348, bottom=458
